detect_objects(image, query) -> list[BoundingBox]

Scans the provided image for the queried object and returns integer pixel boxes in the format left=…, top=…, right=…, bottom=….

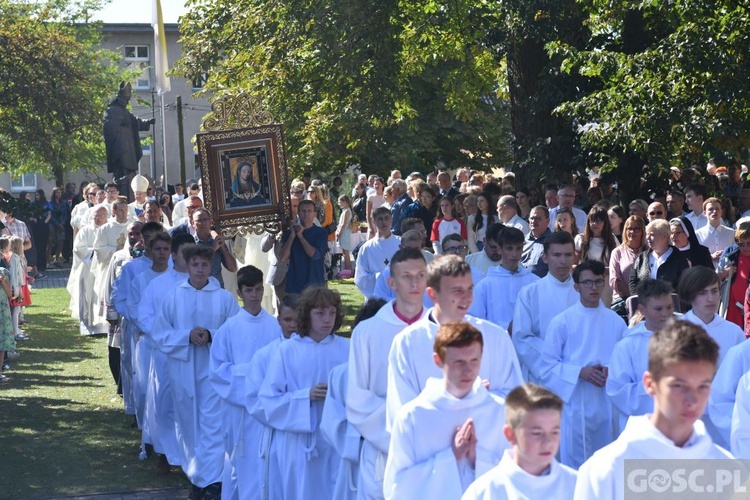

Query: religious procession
left=4, top=0, right=750, bottom=499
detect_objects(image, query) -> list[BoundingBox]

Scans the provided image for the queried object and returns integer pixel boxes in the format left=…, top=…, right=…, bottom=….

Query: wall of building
left=0, top=23, right=209, bottom=197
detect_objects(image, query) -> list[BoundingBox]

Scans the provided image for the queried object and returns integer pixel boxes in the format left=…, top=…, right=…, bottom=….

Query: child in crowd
left=575, top=320, right=732, bottom=499
left=8, top=236, right=30, bottom=341
left=607, top=279, right=676, bottom=433
left=462, top=383, right=577, bottom=499
left=244, top=294, right=300, bottom=500
left=258, top=287, right=349, bottom=499
left=209, top=265, right=282, bottom=499
left=431, top=196, right=467, bottom=254
left=384, top=322, right=509, bottom=499
left=336, top=195, right=354, bottom=278
left=0, top=267, right=14, bottom=383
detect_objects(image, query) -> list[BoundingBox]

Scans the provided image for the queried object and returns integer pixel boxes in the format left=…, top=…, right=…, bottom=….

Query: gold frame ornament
left=196, top=94, right=291, bottom=237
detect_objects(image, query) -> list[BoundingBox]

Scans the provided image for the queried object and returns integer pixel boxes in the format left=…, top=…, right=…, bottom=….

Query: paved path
left=37, top=487, right=190, bottom=499
left=32, top=265, right=71, bottom=290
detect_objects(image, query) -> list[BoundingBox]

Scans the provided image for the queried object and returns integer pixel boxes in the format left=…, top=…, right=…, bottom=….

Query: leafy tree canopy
left=0, top=0, right=126, bottom=186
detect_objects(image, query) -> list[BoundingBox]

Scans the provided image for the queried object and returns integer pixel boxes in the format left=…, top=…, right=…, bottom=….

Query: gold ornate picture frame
left=196, top=94, right=291, bottom=237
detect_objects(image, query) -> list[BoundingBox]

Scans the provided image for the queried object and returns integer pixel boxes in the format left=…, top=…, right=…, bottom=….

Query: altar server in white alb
left=468, top=226, right=538, bottom=331
left=244, top=294, right=300, bottom=500
left=607, top=279, right=676, bottom=434
left=386, top=255, right=523, bottom=430
left=152, top=245, right=240, bottom=499
left=137, top=233, right=196, bottom=473
left=575, top=320, right=733, bottom=500
left=711, top=338, right=750, bottom=457
left=462, top=383, right=577, bottom=500
left=349, top=247, right=428, bottom=499
left=258, top=287, right=350, bottom=500
left=512, top=231, right=579, bottom=382
left=676, top=266, right=745, bottom=447
left=209, top=265, right=282, bottom=500
left=384, top=322, right=510, bottom=499
left=355, top=207, right=401, bottom=299
left=539, top=260, right=626, bottom=468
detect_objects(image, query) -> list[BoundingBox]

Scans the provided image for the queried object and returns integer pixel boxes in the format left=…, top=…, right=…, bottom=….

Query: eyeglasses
left=292, top=189, right=304, bottom=195
left=444, top=245, right=468, bottom=254
left=578, top=279, right=605, bottom=288
left=106, top=189, right=118, bottom=194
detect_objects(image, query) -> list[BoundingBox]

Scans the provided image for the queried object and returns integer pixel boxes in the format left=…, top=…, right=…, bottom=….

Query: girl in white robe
left=258, top=287, right=350, bottom=500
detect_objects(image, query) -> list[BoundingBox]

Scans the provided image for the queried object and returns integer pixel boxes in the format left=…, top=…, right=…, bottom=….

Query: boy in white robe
left=539, top=260, right=626, bottom=468
left=70, top=205, right=109, bottom=335
left=575, top=320, right=733, bottom=500
left=348, top=247, right=428, bottom=500
left=244, top=294, right=300, bottom=500
left=607, top=279, right=676, bottom=434
left=730, top=370, right=750, bottom=457
left=468, top=226, right=539, bottom=330
left=128, top=231, right=171, bottom=453
left=512, top=231, right=578, bottom=382
left=355, top=207, right=401, bottom=299
left=137, top=233, right=196, bottom=473
left=462, top=383, right=577, bottom=500
left=258, top=287, right=349, bottom=500
left=209, top=265, right=282, bottom=500
left=384, top=321, right=510, bottom=499
left=711, top=340, right=750, bottom=455
left=152, top=245, right=240, bottom=499
left=386, top=255, right=523, bottom=430
left=676, top=265, right=745, bottom=447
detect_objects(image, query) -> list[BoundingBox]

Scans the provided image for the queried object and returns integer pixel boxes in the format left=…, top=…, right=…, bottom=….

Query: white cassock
left=512, top=274, right=578, bottom=383
left=172, top=198, right=189, bottom=227
left=574, top=415, right=733, bottom=500
left=138, top=269, right=192, bottom=467
left=208, top=307, right=282, bottom=500
left=70, top=201, right=93, bottom=233
left=386, top=312, right=523, bottom=431
left=258, top=333, right=349, bottom=500
left=93, top=219, right=130, bottom=324
left=710, top=340, right=750, bottom=451
left=321, top=363, right=362, bottom=500
left=127, top=201, right=146, bottom=222
left=384, top=377, right=509, bottom=500
left=606, top=322, right=654, bottom=434
left=373, top=268, right=483, bottom=311
left=461, top=449, right=577, bottom=500
left=731, top=371, right=750, bottom=458
left=70, top=224, right=109, bottom=335
left=245, top=337, right=287, bottom=500
left=152, top=280, right=240, bottom=488
left=66, top=223, right=96, bottom=318
left=681, top=310, right=745, bottom=366
left=465, top=251, right=500, bottom=276
left=354, top=235, right=401, bottom=299
left=347, top=302, right=427, bottom=500
left=237, top=232, right=275, bottom=313
left=468, top=266, right=539, bottom=331
left=538, top=301, right=626, bottom=468
left=128, top=267, right=169, bottom=435
left=113, top=256, right=152, bottom=415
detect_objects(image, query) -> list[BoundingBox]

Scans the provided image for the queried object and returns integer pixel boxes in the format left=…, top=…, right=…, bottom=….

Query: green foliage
left=173, top=0, right=513, bottom=177
left=553, top=1, right=750, bottom=181
left=0, top=0, right=127, bottom=185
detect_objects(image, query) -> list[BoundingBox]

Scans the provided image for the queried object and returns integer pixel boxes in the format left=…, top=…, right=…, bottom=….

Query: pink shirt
left=609, top=244, right=642, bottom=299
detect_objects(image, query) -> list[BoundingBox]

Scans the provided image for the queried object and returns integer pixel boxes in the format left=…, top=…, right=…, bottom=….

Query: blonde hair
left=10, top=236, right=24, bottom=256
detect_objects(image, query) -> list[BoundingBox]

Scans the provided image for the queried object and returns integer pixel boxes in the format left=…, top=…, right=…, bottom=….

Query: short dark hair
left=148, top=231, right=171, bottom=249
left=543, top=230, right=575, bottom=253
left=298, top=199, right=315, bottom=211
left=648, top=320, right=719, bottom=381
left=485, top=222, right=505, bottom=243
left=353, top=298, right=387, bottom=329
left=434, top=321, right=483, bottom=362
left=505, top=383, right=563, bottom=429
left=183, top=245, right=214, bottom=264
left=297, top=287, right=344, bottom=337
left=278, top=293, right=300, bottom=313
left=400, top=218, right=424, bottom=233
left=105, top=181, right=118, bottom=191
left=141, top=221, right=164, bottom=236
left=686, top=183, right=707, bottom=199
left=189, top=182, right=200, bottom=191
left=237, top=265, right=264, bottom=289
left=636, top=279, right=674, bottom=306
left=497, top=226, right=524, bottom=246
left=677, top=266, right=720, bottom=304
left=573, top=260, right=606, bottom=282
left=372, top=206, right=391, bottom=220
left=171, top=233, right=195, bottom=254
left=389, top=247, right=425, bottom=274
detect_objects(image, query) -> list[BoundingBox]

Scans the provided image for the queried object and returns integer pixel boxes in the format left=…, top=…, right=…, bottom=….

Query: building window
left=192, top=73, right=208, bottom=90
left=10, top=173, right=37, bottom=192
left=124, top=45, right=151, bottom=90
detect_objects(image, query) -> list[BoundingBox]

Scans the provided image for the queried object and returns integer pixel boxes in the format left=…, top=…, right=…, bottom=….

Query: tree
left=0, top=0, right=126, bottom=186
left=173, top=0, right=513, bottom=177
left=552, top=1, right=750, bottom=202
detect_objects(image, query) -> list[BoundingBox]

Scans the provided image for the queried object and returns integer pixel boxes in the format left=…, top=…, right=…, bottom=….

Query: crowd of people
left=4, top=161, right=750, bottom=498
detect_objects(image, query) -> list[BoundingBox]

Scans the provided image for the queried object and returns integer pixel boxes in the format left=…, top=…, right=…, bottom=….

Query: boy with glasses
left=538, top=260, right=626, bottom=468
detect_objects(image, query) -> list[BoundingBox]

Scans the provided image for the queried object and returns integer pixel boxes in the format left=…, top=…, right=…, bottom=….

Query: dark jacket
left=629, top=246, right=690, bottom=295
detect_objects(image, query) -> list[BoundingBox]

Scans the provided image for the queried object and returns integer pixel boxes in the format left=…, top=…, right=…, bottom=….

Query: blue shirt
left=283, top=225, right=329, bottom=294
left=521, top=228, right=551, bottom=277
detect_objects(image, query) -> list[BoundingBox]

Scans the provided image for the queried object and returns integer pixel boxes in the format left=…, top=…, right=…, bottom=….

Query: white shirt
left=685, top=211, right=708, bottom=230
left=695, top=223, right=734, bottom=257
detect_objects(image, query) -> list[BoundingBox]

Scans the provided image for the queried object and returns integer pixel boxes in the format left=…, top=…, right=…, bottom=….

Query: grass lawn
left=0, top=281, right=364, bottom=498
